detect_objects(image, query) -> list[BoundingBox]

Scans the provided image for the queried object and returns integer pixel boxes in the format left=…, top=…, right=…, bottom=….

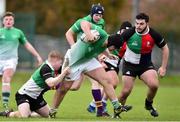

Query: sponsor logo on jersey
left=132, top=41, right=138, bottom=46
left=147, top=41, right=151, bottom=47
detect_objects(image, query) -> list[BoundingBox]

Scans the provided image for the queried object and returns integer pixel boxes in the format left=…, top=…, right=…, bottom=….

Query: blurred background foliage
left=6, top=0, right=125, bottom=36
left=4, top=0, right=180, bottom=70
left=6, top=0, right=180, bottom=42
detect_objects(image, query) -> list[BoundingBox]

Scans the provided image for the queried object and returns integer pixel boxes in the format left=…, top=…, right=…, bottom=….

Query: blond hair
left=48, top=50, right=63, bottom=60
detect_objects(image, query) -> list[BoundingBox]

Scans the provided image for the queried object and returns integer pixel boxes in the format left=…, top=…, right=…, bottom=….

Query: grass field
left=0, top=71, right=180, bottom=121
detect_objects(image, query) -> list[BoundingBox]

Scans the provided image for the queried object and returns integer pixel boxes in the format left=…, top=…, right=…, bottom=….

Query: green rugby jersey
left=71, top=15, right=105, bottom=40
left=68, top=23, right=108, bottom=66
left=0, top=27, right=27, bottom=60
left=18, top=61, right=55, bottom=99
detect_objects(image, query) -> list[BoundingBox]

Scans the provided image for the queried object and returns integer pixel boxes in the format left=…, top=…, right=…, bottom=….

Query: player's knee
left=149, top=83, right=159, bottom=91
left=122, top=88, right=132, bottom=97
left=3, top=76, right=12, bottom=83
left=20, top=113, right=30, bottom=118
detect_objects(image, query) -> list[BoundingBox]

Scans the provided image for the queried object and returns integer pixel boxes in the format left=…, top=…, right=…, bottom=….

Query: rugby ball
left=80, top=30, right=100, bottom=42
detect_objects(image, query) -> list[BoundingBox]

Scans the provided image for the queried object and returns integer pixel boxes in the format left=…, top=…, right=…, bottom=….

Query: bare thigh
left=70, top=74, right=84, bottom=91
left=107, top=70, right=119, bottom=87
left=85, top=67, right=111, bottom=86
left=140, top=69, right=159, bottom=88
left=18, top=102, right=31, bottom=118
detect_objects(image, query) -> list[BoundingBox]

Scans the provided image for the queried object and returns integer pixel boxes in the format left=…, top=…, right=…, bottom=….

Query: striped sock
left=92, top=89, right=103, bottom=114
left=2, top=82, right=11, bottom=109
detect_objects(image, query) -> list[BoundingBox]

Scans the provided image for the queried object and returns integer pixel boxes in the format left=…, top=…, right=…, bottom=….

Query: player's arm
left=150, top=28, right=169, bottom=77
left=65, top=28, right=76, bottom=46
left=41, top=65, right=70, bottom=88
left=19, top=30, right=43, bottom=65
left=46, top=67, right=70, bottom=88
left=24, top=41, right=43, bottom=66
left=158, top=44, right=169, bottom=77
left=80, top=20, right=96, bottom=42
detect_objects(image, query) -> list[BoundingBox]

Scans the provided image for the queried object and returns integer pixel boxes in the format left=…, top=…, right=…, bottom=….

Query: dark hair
left=3, top=11, right=15, bottom=19
left=120, top=21, right=132, bottom=30
left=90, top=3, right=104, bottom=16
left=136, top=13, right=149, bottom=22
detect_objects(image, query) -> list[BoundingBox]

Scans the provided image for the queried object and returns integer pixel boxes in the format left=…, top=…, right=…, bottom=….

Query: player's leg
left=70, top=74, right=84, bottom=91
left=84, top=59, right=127, bottom=118
left=118, top=75, right=135, bottom=105
left=35, top=104, right=50, bottom=118
left=101, top=70, right=119, bottom=114
left=1, top=59, right=17, bottom=110
left=52, top=80, right=74, bottom=109
left=88, top=78, right=104, bottom=116
left=140, top=69, right=159, bottom=117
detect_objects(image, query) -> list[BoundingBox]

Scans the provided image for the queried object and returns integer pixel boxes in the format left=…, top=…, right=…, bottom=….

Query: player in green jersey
left=97, top=21, right=133, bottom=114
left=0, top=12, right=43, bottom=110
left=62, top=4, right=109, bottom=117
left=51, top=19, right=127, bottom=118
left=0, top=50, right=70, bottom=118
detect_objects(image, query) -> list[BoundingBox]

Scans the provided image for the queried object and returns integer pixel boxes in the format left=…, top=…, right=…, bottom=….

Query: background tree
left=6, top=0, right=125, bottom=37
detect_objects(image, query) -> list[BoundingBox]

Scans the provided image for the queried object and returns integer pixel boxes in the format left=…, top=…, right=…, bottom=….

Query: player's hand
left=109, top=54, right=119, bottom=60
left=63, top=66, right=71, bottom=75
left=158, top=67, right=166, bottom=78
left=36, top=56, right=43, bottom=66
left=85, top=32, right=97, bottom=42
left=98, top=54, right=107, bottom=62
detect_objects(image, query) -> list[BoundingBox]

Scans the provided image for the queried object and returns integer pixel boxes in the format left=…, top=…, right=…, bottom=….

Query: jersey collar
left=45, top=60, right=54, bottom=71
left=135, top=26, right=150, bottom=35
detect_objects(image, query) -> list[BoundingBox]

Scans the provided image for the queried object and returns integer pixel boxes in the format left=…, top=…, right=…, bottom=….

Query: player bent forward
left=0, top=50, right=70, bottom=118
left=51, top=20, right=127, bottom=118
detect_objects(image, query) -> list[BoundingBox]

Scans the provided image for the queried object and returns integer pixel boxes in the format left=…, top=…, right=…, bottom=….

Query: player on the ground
left=0, top=50, right=70, bottom=118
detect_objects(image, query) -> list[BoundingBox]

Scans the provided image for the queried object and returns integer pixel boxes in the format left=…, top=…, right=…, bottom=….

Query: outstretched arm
left=24, top=41, right=43, bottom=66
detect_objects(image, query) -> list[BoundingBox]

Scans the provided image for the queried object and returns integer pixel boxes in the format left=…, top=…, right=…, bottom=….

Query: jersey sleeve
left=149, top=28, right=166, bottom=48
left=118, top=42, right=127, bottom=58
left=107, top=33, right=124, bottom=49
left=40, top=64, right=53, bottom=81
left=19, top=30, right=27, bottom=45
left=70, top=19, right=82, bottom=33
left=107, top=28, right=135, bottom=49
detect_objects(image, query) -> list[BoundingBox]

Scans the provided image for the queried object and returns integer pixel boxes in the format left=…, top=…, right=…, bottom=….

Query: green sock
left=2, top=91, right=10, bottom=109
left=111, top=99, right=121, bottom=109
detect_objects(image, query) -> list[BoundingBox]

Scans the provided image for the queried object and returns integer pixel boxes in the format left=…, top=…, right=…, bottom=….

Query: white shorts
left=65, top=58, right=102, bottom=81
left=0, top=59, right=18, bottom=75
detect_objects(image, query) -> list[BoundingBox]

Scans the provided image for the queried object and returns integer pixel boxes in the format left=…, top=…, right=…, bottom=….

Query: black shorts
left=122, top=60, right=155, bottom=77
left=104, top=61, right=119, bottom=74
left=15, top=92, right=47, bottom=111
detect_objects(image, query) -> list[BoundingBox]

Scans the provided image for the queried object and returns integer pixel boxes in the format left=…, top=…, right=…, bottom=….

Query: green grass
left=0, top=72, right=180, bottom=121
